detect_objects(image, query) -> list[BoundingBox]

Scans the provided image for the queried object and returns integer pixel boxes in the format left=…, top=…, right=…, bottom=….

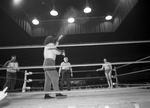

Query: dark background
left=0, top=0, right=150, bottom=90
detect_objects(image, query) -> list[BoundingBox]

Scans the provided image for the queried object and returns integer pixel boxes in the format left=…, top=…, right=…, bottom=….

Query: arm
left=3, top=61, right=10, bottom=67
left=55, top=35, right=63, bottom=47
left=47, top=43, right=65, bottom=56
left=70, top=68, right=73, bottom=77
left=109, top=63, right=112, bottom=70
left=15, top=62, right=20, bottom=72
left=58, top=63, right=62, bottom=77
left=69, top=63, right=73, bottom=77
left=68, top=62, right=73, bottom=77
left=96, top=65, right=104, bottom=71
left=52, top=48, right=62, bottom=55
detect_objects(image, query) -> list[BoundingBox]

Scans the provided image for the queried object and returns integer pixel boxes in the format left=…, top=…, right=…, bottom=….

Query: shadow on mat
left=0, top=98, right=11, bottom=108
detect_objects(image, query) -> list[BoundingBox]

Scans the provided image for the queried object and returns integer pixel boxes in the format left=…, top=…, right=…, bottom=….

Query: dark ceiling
left=20, top=0, right=118, bottom=21
left=0, top=0, right=139, bottom=36
left=0, top=0, right=118, bottom=21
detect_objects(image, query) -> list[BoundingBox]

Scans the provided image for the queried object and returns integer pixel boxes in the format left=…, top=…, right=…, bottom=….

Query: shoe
left=44, top=94, right=55, bottom=99
left=56, top=93, right=67, bottom=99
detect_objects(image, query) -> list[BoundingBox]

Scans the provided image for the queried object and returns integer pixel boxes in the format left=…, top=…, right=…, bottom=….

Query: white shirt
left=7, top=62, right=19, bottom=73
left=44, top=43, right=61, bottom=60
left=60, top=62, right=71, bottom=70
left=102, top=62, right=112, bottom=70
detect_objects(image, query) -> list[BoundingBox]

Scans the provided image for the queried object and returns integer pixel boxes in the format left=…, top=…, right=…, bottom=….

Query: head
left=103, top=58, right=107, bottom=63
left=11, top=55, right=16, bottom=61
left=64, top=57, right=68, bottom=62
left=44, top=35, right=56, bottom=45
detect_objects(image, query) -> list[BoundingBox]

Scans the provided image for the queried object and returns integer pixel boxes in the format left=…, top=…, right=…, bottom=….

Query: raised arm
left=3, top=61, right=10, bottom=67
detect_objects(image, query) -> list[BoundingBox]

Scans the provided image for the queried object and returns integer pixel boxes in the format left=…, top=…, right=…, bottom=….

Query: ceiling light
left=105, top=15, right=112, bottom=20
left=84, top=6, right=92, bottom=13
left=68, top=17, right=75, bottom=23
left=50, top=0, right=58, bottom=16
left=32, top=18, right=39, bottom=25
left=84, top=0, right=92, bottom=13
left=13, top=0, right=22, bottom=6
left=50, top=9, right=58, bottom=16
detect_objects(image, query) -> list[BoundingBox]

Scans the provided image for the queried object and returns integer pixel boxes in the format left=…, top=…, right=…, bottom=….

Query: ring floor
left=0, top=87, right=150, bottom=108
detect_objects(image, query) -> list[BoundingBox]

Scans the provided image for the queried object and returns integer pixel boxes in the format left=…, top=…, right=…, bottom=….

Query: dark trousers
left=60, top=70, right=71, bottom=91
left=3, top=72, right=16, bottom=91
left=43, top=58, right=59, bottom=92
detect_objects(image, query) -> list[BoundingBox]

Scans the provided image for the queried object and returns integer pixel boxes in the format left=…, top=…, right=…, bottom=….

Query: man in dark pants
left=43, top=35, right=67, bottom=99
left=3, top=55, right=19, bottom=92
left=59, top=57, right=73, bottom=91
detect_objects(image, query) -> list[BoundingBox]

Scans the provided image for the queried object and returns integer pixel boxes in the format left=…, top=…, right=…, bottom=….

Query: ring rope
left=0, top=76, right=24, bottom=81
left=0, top=60, right=150, bottom=70
left=29, top=69, right=97, bottom=75
left=116, top=55, right=150, bottom=70
left=29, top=83, right=150, bottom=90
left=0, top=40, right=150, bottom=50
left=5, top=83, right=150, bottom=93
left=1, top=68, right=149, bottom=83
left=118, top=83, right=150, bottom=86
left=16, top=85, right=150, bottom=94
left=26, top=68, right=150, bottom=82
left=24, top=68, right=150, bottom=82
left=117, top=68, right=150, bottom=77
left=1, top=68, right=148, bottom=83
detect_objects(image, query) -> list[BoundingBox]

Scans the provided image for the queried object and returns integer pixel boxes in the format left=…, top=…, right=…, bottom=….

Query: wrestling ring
left=0, top=40, right=150, bottom=108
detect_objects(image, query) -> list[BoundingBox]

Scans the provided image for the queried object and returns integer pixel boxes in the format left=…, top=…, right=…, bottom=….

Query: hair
left=44, top=35, right=56, bottom=45
left=11, top=55, right=16, bottom=58
left=64, top=57, right=68, bottom=60
left=64, top=57, right=68, bottom=62
left=103, top=58, right=107, bottom=61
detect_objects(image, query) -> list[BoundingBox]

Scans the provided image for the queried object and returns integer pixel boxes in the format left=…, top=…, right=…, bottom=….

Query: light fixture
left=84, top=0, right=92, bottom=13
left=32, top=18, right=39, bottom=25
left=84, top=6, right=92, bottom=13
left=105, top=15, right=112, bottom=20
left=50, top=0, right=58, bottom=16
left=68, top=17, right=75, bottom=23
left=50, top=9, right=58, bottom=16
left=13, top=0, right=22, bottom=6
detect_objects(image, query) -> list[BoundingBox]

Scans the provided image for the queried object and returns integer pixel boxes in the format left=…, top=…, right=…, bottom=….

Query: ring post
left=22, top=70, right=27, bottom=93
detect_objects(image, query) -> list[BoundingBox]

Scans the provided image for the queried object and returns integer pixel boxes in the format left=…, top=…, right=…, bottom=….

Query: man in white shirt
left=3, top=55, right=19, bottom=92
left=97, top=58, right=113, bottom=88
left=43, top=35, right=66, bottom=99
left=59, top=57, right=73, bottom=91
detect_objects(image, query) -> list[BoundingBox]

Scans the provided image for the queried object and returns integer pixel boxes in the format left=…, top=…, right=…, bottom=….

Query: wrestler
left=59, top=57, right=73, bottom=91
left=43, top=35, right=66, bottom=99
left=3, top=55, right=19, bottom=92
left=97, top=58, right=113, bottom=88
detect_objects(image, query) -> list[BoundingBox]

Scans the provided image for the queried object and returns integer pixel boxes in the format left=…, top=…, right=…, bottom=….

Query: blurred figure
left=59, top=57, right=73, bottom=91
left=3, top=55, right=19, bottom=92
left=0, top=87, right=8, bottom=101
left=97, top=58, right=113, bottom=88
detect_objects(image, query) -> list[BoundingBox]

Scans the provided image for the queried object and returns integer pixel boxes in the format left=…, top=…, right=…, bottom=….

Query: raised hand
left=0, top=87, right=8, bottom=101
